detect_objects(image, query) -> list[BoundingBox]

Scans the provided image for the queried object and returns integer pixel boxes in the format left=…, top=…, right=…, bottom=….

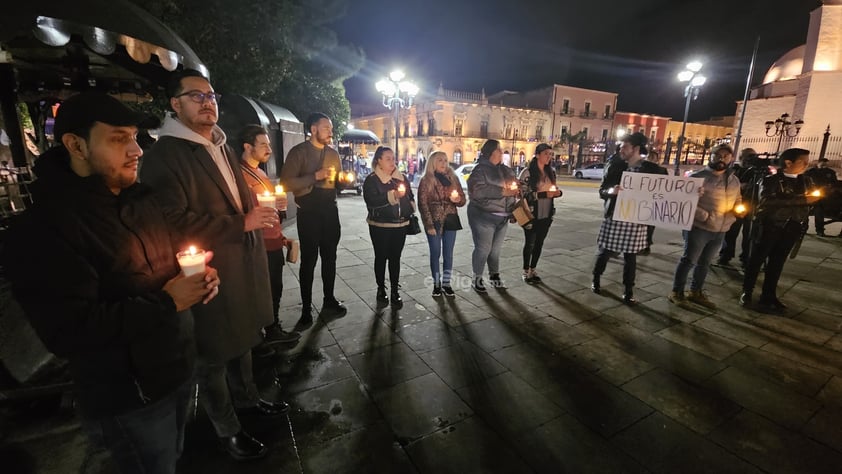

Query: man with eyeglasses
left=140, top=69, right=288, bottom=461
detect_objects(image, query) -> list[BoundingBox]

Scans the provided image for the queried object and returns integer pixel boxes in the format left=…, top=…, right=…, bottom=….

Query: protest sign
left=611, top=172, right=703, bottom=231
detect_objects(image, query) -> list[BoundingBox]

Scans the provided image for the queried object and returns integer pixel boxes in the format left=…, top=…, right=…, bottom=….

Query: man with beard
left=669, top=145, right=742, bottom=310
left=140, top=70, right=288, bottom=461
left=237, top=124, right=300, bottom=345
left=279, top=113, right=347, bottom=329
left=3, top=92, right=220, bottom=473
left=741, top=148, right=822, bottom=312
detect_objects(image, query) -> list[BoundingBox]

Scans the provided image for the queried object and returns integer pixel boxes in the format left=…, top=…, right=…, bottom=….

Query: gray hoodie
left=156, top=115, right=242, bottom=211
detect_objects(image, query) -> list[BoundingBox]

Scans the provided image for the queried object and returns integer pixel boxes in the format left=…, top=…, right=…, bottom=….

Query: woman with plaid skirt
left=591, top=133, right=662, bottom=305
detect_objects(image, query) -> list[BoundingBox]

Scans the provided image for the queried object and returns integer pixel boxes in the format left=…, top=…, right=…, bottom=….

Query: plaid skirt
left=597, top=217, right=648, bottom=253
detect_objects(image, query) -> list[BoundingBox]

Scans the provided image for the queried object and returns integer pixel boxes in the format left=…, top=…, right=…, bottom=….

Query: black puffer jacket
left=2, top=146, right=195, bottom=419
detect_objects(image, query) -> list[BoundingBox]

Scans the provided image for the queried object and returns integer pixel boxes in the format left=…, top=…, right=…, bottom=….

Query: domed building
left=736, top=0, right=842, bottom=159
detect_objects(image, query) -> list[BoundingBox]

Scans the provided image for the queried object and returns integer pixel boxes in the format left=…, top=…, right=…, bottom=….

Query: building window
left=584, top=102, right=591, bottom=117
left=604, top=104, right=611, bottom=119
left=562, top=99, right=570, bottom=114
left=480, top=121, right=488, bottom=138
left=428, top=118, right=436, bottom=135
left=417, top=119, right=424, bottom=136
left=535, top=125, right=543, bottom=139
left=505, top=124, right=512, bottom=139
left=561, top=125, right=568, bottom=136
left=453, top=149, right=462, bottom=165
left=454, top=119, right=463, bottom=137
left=582, top=127, right=589, bottom=138
left=403, top=121, right=409, bottom=137
left=601, top=129, right=608, bottom=140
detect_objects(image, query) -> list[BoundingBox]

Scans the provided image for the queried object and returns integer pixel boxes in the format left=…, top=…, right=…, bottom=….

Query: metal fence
left=738, top=134, right=842, bottom=169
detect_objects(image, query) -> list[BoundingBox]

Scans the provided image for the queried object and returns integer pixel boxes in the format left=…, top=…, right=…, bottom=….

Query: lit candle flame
left=398, top=183, right=406, bottom=193
left=263, top=190, right=272, bottom=197
left=509, top=182, right=518, bottom=190
left=734, top=204, right=746, bottom=214
left=810, top=189, right=822, bottom=197
left=549, top=185, right=558, bottom=192
left=450, top=189, right=458, bottom=197
left=188, top=245, right=197, bottom=255
left=275, top=185, right=284, bottom=195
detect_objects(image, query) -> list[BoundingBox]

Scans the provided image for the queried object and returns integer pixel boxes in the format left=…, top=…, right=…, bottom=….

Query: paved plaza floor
left=3, top=178, right=842, bottom=473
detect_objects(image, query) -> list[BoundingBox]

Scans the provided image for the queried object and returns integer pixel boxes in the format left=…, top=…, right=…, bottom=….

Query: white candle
left=257, top=191, right=275, bottom=208
left=274, top=185, right=287, bottom=211
left=397, top=183, right=406, bottom=194
left=450, top=189, right=458, bottom=200
left=509, top=181, right=518, bottom=190
left=177, top=246, right=206, bottom=276
left=549, top=185, right=558, bottom=192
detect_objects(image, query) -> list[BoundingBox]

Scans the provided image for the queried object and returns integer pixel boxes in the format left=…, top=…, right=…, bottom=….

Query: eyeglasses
left=175, top=90, right=222, bottom=103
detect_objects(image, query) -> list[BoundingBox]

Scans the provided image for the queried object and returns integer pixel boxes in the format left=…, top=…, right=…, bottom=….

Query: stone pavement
left=3, top=178, right=842, bottom=473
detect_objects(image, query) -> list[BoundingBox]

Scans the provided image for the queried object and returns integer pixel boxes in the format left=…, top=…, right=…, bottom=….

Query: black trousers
left=297, top=205, right=340, bottom=308
left=720, top=216, right=753, bottom=264
left=369, top=225, right=407, bottom=288
left=266, top=248, right=284, bottom=326
left=815, top=203, right=826, bottom=233
left=593, top=246, right=637, bottom=291
left=743, top=223, right=800, bottom=300
left=522, top=218, right=553, bottom=269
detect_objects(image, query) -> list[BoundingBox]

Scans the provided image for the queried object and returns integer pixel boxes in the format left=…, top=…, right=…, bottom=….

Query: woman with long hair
left=417, top=151, right=466, bottom=296
left=466, top=139, right=518, bottom=292
left=363, top=146, right=415, bottom=308
left=518, top=144, right=562, bottom=284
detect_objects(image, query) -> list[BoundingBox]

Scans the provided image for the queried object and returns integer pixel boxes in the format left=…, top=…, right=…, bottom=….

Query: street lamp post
left=764, top=113, right=803, bottom=157
left=376, top=70, right=418, bottom=162
left=673, top=61, right=706, bottom=176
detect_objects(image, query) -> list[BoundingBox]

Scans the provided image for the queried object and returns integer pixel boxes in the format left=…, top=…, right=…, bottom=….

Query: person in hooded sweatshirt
left=2, top=92, right=220, bottom=474
left=139, top=69, right=288, bottom=461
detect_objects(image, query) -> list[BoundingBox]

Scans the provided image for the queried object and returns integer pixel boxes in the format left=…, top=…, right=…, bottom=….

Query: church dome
left=763, top=45, right=805, bottom=84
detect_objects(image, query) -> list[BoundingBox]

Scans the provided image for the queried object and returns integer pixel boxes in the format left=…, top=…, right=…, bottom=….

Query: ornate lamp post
left=375, top=70, right=418, bottom=161
left=765, top=113, right=803, bottom=157
left=673, top=61, right=706, bottom=176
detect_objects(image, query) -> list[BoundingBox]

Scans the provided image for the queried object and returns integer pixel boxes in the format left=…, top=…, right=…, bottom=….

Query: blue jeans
left=468, top=205, right=509, bottom=277
left=81, top=380, right=192, bottom=474
left=426, top=225, right=457, bottom=285
left=673, top=227, right=725, bottom=292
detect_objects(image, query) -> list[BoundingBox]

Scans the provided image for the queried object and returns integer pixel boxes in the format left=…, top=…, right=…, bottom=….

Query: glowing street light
left=674, top=60, right=707, bottom=176
left=376, top=70, right=418, bottom=159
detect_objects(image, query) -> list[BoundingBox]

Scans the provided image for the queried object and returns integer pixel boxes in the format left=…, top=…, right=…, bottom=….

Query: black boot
left=622, top=287, right=637, bottom=306
left=376, top=286, right=388, bottom=305
left=591, top=276, right=601, bottom=294
left=390, top=288, right=403, bottom=308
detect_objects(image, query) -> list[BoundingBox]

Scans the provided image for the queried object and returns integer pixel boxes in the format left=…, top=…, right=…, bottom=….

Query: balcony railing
left=580, top=111, right=597, bottom=119
left=559, top=108, right=575, bottom=116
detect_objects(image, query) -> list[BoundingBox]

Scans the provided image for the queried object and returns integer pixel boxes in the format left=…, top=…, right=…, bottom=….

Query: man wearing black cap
left=279, top=112, right=347, bottom=329
left=804, top=157, right=838, bottom=236
left=2, top=92, right=220, bottom=473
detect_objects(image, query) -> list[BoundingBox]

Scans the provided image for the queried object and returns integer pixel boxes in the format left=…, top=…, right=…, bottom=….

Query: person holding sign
left=591, top=133, right=662, bottom=305
left=741, top=148, right=821, bottom=312
left=518, top=143, right=563, bottom=284
left=669, top=145, right=742, bottom=310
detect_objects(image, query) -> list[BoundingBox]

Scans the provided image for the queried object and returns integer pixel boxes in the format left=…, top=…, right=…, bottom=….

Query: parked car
left=454, top=164, right=475, bottom=189
left=573, top=163, right=605, bottom=179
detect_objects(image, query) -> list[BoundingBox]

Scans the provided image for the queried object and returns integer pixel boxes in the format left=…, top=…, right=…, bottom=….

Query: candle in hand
left=275, top=184, right=284, bottom=195
left=549, top=185, right=558, bottom=192
left=450, top=189, right=459, bottom=200
left=177, top=246, right=206, bottom=276
left=509, top=181, right=518, bottom=191
left=397, top=183, right=406, bottom=194
left=809, top=189, right=822, bottom=197
left=257, top=190, right=275, bottom=208
left=734, top=203, right=747, bottom=215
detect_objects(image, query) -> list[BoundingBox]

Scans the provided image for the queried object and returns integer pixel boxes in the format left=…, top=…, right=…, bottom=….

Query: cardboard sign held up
left=612, top=172, right=703, bottom=231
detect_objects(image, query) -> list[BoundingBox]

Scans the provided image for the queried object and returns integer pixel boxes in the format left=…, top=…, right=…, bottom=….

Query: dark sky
left=333, top=0, right=821, bottom=121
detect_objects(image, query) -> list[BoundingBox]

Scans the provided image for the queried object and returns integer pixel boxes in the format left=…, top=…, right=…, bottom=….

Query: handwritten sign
left=612, top=172, right=703, bottom=231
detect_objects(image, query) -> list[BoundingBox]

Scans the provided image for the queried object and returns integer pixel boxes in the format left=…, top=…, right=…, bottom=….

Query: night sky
left=333, top=0, right=821, bottom=121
